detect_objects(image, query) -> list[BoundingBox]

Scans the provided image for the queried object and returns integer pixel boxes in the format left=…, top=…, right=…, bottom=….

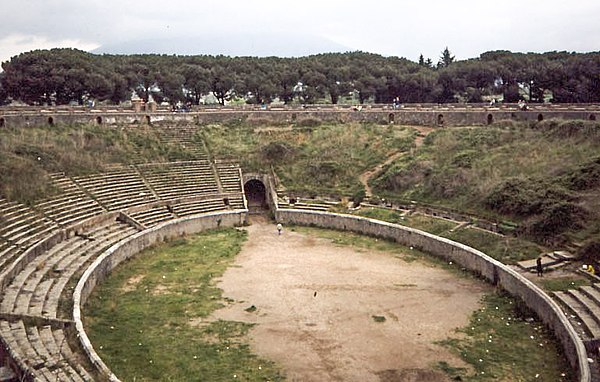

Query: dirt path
left=359, top=152, right=405, bottom=197
left=212, top=219, right=491, bottom=382
left=359, top=126, right=435, bottom=197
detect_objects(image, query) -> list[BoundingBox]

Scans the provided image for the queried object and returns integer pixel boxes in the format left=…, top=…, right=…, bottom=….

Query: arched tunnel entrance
left=244, top=179, right=267, bottom=211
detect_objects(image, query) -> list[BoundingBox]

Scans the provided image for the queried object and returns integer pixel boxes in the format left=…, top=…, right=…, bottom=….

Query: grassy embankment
left=84, top=228, right=284, bottom=381
left=200, top=121, right=415, bottom=197
left=370, top=120, right=600, bottom=249
left=0, top=123, right=201, bottom=203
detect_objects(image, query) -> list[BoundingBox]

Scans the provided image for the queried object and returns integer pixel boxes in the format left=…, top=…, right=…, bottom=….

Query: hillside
left=371, top=119, right=600, bottom=250
left=1, top=118, right=599, bottom=254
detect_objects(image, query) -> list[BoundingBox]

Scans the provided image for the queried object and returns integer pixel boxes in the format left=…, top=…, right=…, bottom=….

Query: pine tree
left=437, top=47, right=455, bottom=68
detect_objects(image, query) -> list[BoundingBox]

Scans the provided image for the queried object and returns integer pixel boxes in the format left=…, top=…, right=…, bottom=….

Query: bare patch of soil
left=121, top=274, right=145, bottom=292
left=212, top=221, right=492, bottom=381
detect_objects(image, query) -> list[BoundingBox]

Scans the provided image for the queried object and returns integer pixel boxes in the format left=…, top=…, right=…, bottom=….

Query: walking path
left=359, top=126, right=435, bottom=197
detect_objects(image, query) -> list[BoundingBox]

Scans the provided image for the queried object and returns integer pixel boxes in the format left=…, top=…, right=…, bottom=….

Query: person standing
left=536, top=257, right=543, bottom=277
left=277, top=223, right=283, bottom=236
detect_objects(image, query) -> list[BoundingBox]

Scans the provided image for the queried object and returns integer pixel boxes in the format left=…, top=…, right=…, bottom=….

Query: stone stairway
left=554, top=284, right=600, bottom=344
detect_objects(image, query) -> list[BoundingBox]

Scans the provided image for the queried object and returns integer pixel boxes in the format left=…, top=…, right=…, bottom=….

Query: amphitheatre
left=0, top=103, right=600, bottom=382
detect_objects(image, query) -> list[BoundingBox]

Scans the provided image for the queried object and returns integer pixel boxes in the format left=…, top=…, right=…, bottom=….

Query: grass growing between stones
left=438, top=293, right=574, bottom=381
left=539, top=276, right=591, bottom=292
left=84, top=229, right=284, bottom=381
left=353, top=207, right=543, bottom=264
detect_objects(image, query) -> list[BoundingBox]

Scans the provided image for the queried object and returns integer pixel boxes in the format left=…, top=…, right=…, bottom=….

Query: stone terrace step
left=129, top=206, right=177, bottom=228
left=554, top=291, right=600, bottom=340
left=73, top=168, right=157, bottom=211
left=36, top=174, right=105, bottom=226
left=138, top=161, right=220, bottom=200
left=0, top=221, right=132, bottom=316
left=173, top=198, right=228, bottom=217
left=0, top=320, right=91, bottom=382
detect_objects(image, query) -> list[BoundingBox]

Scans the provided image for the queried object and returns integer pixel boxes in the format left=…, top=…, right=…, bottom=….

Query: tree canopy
left=1, top=48, right=598, bottom=106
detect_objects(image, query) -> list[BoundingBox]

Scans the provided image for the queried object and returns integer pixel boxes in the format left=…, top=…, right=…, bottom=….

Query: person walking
left=277, top=223, right=283, bottom=236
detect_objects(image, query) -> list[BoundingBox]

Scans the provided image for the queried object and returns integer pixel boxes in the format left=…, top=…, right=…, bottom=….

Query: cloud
left=0, top=0, right=598, bottom=65
left=0, top=34, right=100, bottom=65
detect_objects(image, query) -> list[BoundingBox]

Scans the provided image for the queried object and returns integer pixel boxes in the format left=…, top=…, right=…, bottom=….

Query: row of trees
left=1, top=48, right=599, bottom=106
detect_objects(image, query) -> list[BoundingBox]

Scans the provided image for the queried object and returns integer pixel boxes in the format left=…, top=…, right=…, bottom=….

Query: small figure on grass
left=536, top=256, right=543, bottom=277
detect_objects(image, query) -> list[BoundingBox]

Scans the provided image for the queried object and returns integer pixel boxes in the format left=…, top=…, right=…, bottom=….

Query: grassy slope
left=201, top=122, right=415, bottom=196
left=354, top=207, right=543, bottom=264
left=371, top=120, right=600, bottom=246
left=84, top=229, right=283, bottom=382
left=0, top=124, right=199, bottom=202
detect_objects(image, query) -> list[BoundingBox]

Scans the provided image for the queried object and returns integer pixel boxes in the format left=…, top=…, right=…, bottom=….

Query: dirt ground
left=212, top=218, right=492, bottom=382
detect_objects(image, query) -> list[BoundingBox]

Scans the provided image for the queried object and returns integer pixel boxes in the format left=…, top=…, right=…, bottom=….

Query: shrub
left=579, top=240, right=600, bottom=263
left=565, top=156, right=600, bottom=190
left=523, top=202, right=585, bottom=239
left=296, top=118, right=321, bottom=127
left=261, top=141, right=296, bottom=163
left=485, top=177, right=572, bottom=216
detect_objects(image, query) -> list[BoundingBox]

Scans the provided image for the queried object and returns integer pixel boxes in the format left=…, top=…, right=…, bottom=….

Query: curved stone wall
left=0, top=108, right=597, bottom=128
left=73, top=210, right=247, bottom=382
left=275, top=209, right=591, bottom=382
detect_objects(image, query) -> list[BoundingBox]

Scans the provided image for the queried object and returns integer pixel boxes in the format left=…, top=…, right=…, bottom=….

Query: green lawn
left=84, top=229, right=283, bottom=381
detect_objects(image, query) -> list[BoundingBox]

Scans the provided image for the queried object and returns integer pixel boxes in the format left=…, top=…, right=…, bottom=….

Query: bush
left=485, top=177, right=572, bottom=216
left=523, top=202, right=585, bottom=240
left=261, top=141, right=296, bottom=163
left=565, top=156, right=600, bottom=190
left=352, top=189, right=366, bottom=207
left=296, top=118, right=321, bottom=127
left=579, top=240, right=600, bottom=263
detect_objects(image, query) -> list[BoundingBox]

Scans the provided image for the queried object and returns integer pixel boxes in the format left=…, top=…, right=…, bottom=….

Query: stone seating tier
left=129, top=206, right=177, bottom=228
left=0, top=320, right=93, bottom=382
left=1, top=221, right=138, bottom=319
left=554, top=284, right=600, bottom=341
left=172, top=198, right=230, bottom=217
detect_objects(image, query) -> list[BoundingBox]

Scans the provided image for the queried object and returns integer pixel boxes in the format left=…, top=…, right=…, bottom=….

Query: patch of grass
left=539, top=277, right=590, bottom=292
left=370, top=122, right=600, bottom=245
left=442, top=228, right=543, bottom=264
left=353, top=207, right=542, bottom=264
left=354, top=207, right=456, bottom=235
left=84, top=229, right=284, bottom=381
left=438, top=292, right=574, bottom=381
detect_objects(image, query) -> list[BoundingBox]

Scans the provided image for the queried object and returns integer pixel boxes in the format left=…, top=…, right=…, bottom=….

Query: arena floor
left=211, top=217, right=493, bottom=382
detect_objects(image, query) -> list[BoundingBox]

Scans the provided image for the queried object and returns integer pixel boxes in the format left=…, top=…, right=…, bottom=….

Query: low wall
left=73, top=210, right=247, bottom=382
left=275, top=209, right=591, bottom=382
left=0, top=109, right=598, bottom=129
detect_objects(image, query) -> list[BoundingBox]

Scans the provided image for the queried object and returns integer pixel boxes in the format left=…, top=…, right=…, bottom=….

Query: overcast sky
left=1, top=0, right=599, bottom=66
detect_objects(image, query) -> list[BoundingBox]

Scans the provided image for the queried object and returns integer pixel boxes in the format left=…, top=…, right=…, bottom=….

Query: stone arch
left=96, top=116, right=103, bottom=125
left=47, top=116, right=54, bottom=126
left=487, top=114, right=493, bottom=125
left=0, top=117, right=5, bottom=128
left=388, top=113, right=395, bottom=124
left=590, top=114, right=596, bottom=121
left=244, top=179, right=267, bottom=210
left=537, top=113, right=544, bottom=122
left=437, top=114, right=444, bottom=126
